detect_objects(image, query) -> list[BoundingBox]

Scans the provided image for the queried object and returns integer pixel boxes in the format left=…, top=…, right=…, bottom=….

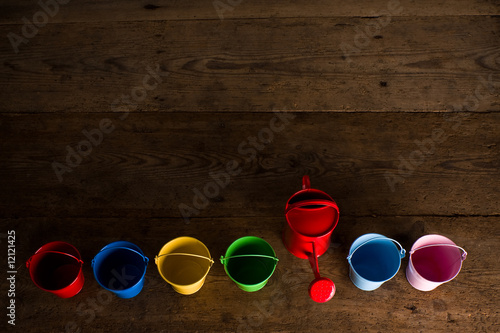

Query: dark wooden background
left=1, top=1, right=499, bottom=332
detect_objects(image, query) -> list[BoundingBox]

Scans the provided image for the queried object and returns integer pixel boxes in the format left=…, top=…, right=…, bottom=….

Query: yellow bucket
left=155, top=237, right=214, bottom=295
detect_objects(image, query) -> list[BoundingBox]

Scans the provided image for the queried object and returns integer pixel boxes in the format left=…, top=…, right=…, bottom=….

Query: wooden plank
left=0, top=0, right=498, bottom=24
left=3, top=216, right=498, bottom=332
left=1, top=17, right=499, bottom=113
left=1, top=112, right=498, bottom=218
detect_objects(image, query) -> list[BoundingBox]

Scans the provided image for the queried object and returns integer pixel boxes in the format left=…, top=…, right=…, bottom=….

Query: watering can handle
left=155, top=253, right=214, bottom=266
left=410, top=243, right=467, bottom=261
left=26, top=251, right=84, bottom=268
left=91, top=246, right=149, bottom=267
left=285, top=199, right=339, bottom=215
left=219, top=254, right=279, bottom=265
left=302, top=175, right=311, bottom=189
left=346, top=237, right=406, bottom=262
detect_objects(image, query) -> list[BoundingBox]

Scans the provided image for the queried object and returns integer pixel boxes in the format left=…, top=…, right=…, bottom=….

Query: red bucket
left=27, top=241, right=84, bottom=298
left=283, top=176, right=339, bottom=302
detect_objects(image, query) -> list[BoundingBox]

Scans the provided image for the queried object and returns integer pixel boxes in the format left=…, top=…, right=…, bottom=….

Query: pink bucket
left=406, top=234, right=467, bottom=291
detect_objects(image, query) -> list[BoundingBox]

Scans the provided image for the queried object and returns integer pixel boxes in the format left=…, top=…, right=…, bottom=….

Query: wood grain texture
left=0, top=0, right=498, bottom=24
left=1, top=112, right=499, bottom=219
left=2, top=216, right=498, bottom=333
left=1, top=17, right=499, bottom=113
left=1, top=1, right=499, bottom=332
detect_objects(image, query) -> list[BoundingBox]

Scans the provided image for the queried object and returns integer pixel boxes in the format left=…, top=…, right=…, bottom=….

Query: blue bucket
left=92, top=241, right=149, bottom=299
left=347, top=234, right=405, bottom=291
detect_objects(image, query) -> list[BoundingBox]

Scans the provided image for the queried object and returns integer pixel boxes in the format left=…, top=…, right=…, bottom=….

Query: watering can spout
left=308, top=243, right=321, bottom=280
left=307, top=242, right=335, bottom=302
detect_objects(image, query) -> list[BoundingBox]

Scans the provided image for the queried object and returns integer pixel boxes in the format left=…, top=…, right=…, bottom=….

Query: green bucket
left=220, top=236, right=278, bottom=292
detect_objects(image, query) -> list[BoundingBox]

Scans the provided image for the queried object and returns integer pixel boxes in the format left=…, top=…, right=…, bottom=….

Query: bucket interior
left=412, top=246, right=462, bottom=282
left=94, top=249, right=144, bottom=291
left=351, top=240, right=401, bottom=282
left=158, top=238, right=211, bottom=286
left=225, top=238, right=276, bottom=286
left=31, top=252, right=81, bottom=291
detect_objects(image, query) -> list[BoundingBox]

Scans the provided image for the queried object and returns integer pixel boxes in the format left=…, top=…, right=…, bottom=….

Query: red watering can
left=283, top=176, right=339, bottom=303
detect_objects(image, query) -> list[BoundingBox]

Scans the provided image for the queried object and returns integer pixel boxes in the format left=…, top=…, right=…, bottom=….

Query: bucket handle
left=91, top=246, right=149, bottom=267
left=219, top=254, right=279, bottom=265
left=154, top=253, right=214, bottom=266
left=410, top=243, right=467, bottom=261
left=346, top=237, right=406, bottom=263
left=26, top=251, right=84, bottom=268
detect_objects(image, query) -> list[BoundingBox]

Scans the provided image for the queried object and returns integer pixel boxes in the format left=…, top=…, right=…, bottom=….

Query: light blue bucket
left=92, top=241, right=149, bottom=299
left=347, top=234, right=406, bottom=291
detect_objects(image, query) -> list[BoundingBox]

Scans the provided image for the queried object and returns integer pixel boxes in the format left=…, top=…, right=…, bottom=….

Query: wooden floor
left=1, top=1, right=499, bottom=332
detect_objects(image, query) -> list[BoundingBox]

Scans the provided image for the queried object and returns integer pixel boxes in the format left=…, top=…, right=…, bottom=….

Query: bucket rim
left=27, top=250, right=84, bottom=267
left=93, top=244, right=149, bottom=264
left=347, top=234, right=405, bottom=283
left=156, top=237, right=213, bottom=287
left=347, top=234, right=406, bottom=261
left=410, top=234, right=464, bottom=253
left=100, top=240, right=142, bottom=252
left=408, top=234, right=467, bottom=284
left=33, top=241, right=82, bottom=258
left=27, top=241, right=84, bottom=294
left=92, top=243, right=149, bottom=293
left=222, top=236, right=278, bottom=288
